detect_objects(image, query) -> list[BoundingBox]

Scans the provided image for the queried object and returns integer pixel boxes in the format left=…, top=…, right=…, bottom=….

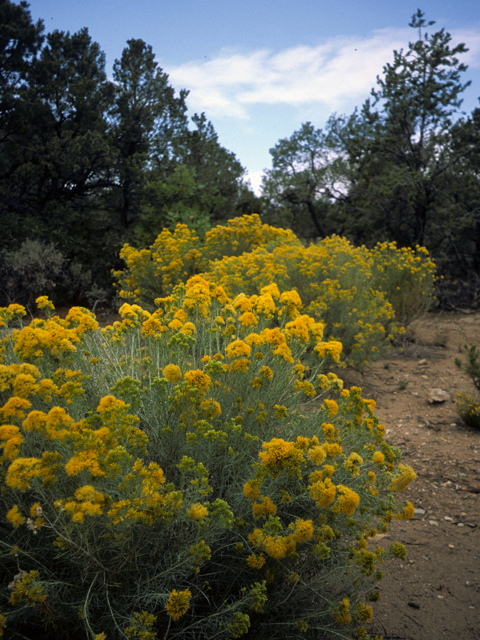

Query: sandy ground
left=338, top=311, right=480, bottom=640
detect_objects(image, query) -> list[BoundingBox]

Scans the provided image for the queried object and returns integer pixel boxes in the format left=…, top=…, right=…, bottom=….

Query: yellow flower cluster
left=166, top=588, right=192, bottom=621
left=248, top=518, right=315, bottom=561
left=0, top=270, right=420, bottom=638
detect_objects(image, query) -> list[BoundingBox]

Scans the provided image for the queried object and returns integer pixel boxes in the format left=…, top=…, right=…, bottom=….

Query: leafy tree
left=261, top=122, right=338, bottom=237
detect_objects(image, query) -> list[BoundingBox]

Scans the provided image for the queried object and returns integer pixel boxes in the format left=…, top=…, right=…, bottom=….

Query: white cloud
left=166, top=26, right=480, bottom=121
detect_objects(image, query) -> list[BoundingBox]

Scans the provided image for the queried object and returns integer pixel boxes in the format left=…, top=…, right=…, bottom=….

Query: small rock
left=448, top=544, right=455, bottom=548
left=444, top=516, right=453, bottom=521
left=418, top=359, right=429, bottom=367
left=408, top=601, right=420, bottom=609
left=429, top=520, right=439, bottom=526
left=457, top=523, right=465, bottom=527
left=414, top=508, right=426, bottom=516
left=428, top=388, right=450, bottom=404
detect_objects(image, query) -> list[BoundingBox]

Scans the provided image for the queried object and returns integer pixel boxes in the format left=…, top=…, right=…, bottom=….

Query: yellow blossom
left=259, top=438, right=305, bottom=478
left=314, top=341, right=343, bottom=362
left=247, top=554, right=266, bottom=569
left=181, top=322, right=196, bottom=336
left=388, top=465, right=417, bottom=492
left=333, top=598, right=352, bottom=625
left=308, top=445, right=326, bottom=466
left=394, top=501, right=415, bottom=520
left=323, top=399, right=338, bottom=417
left=259, top=366, right=273, bottom=380
left=243, top=481, right=261, bottom=500
left=239, top=311, right=258, bottom=327
left=372, top=451, right=385, bottom=465
left=343, top=452, right=363, bottom=477
left=166, top=589, right=192, bottom=621
left=334, top=485, right=360, bottom=516
left=184, top=369, right=211, bottom=393
left=225, top=339, right=251, bottom=359
left=163, top=364, right=183, bottom=382
left=252, top=496, right=277, bottom=519
left=309, top=478, right=336, bottom=508
left=187, top=503, right=209, bottom=521
left=0, top=425, right=23, bottom=461
left=36, top=296, right=54, bottom=311
left=6, top=505, right=26, bottom=528
left=290, top=519, right=314, bottom=543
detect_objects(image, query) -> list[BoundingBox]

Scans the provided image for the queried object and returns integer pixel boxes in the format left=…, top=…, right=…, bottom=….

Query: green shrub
left=0, top=285, right=415, bottom=639
left=455, top=344, right=480, bottom=390
left=368, top=241, right=436, bottom=326
left=455, top=392, right=480, bottom=430
left=0, top=239, right=65, bottom=308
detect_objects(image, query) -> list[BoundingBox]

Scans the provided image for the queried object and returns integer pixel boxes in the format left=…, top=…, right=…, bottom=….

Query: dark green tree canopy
left=0, top=3, right=254, bottom=303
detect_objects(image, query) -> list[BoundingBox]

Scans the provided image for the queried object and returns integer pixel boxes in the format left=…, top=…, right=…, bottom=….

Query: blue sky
left=28, top=0, right=480, bottom=192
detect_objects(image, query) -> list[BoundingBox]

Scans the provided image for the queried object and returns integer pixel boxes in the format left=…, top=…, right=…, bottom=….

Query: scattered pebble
left=444, top=516, right=453, bottom=521
left=429, top=520, right=439, bottom=526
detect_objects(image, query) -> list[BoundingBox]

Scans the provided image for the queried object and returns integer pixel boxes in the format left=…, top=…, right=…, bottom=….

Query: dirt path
left=339, top=311, right=480, bottom=640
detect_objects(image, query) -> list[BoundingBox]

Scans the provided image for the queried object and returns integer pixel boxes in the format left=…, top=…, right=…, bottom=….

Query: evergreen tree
left=330, top=10, right=473, bottom=254
left=110, top=38, right=189, bottom=229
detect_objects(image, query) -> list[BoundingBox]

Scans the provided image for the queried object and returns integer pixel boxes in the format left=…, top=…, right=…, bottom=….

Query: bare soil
left=338, top=311, right=480, bottom=640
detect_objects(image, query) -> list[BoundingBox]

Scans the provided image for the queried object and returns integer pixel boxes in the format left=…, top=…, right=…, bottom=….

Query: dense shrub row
left=115, top=215, right=436, bottom=369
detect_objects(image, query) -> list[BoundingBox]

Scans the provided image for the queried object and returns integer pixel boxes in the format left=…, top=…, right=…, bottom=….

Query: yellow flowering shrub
left=368, top=241, right=437, bottom=325
left=114, top=217, right=435, bottom=369
left=0, top=287, right=415, bottom=640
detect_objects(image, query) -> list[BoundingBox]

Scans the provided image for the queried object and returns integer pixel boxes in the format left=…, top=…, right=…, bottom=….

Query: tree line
left=261, top=11, right=480, bottom=307
left=0, top=0, right=260, bottom=305
left=1, top=3, right=479, bottom=307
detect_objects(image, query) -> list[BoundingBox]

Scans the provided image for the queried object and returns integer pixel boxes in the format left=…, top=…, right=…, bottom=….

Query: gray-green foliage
left=0, top=239, right=65, bottom=307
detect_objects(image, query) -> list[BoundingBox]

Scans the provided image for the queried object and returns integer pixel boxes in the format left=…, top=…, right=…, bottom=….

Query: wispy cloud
left=166, top=27, right=480, bottom=120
